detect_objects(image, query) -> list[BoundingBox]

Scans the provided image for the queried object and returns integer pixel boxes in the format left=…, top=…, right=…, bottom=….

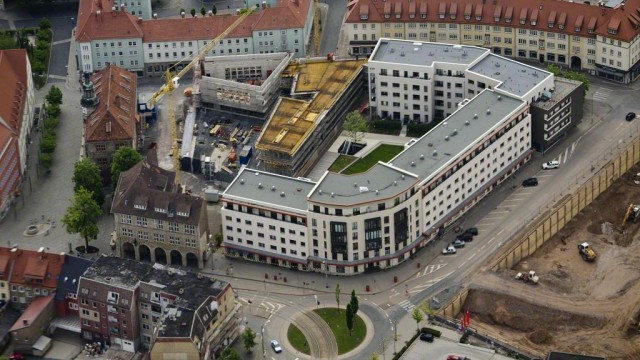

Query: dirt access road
left=464, top=167, right=640, bottom=359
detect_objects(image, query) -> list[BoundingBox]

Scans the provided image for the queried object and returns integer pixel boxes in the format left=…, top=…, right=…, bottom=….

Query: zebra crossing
left=238, top=297, right=285, bottom=318
left=398, top=299, right=416, bottom=312
left=592, top=87, right=612, bottom=102
left=551, top=140, right=578, bottom=165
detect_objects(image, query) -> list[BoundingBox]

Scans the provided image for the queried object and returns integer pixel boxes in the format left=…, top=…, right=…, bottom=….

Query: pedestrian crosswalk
left=552, top=140, right=578, bottom=165
left=260, top=301, right=285, bottom=315
left=398, top=299, right=416, bottom=312
left=238, top=297, right=286, bottom=319
left=592, top=87, right=612, bottom=102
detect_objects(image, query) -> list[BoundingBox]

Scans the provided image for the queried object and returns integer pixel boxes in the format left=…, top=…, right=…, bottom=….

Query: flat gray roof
left=371, top=39, right=488, bottom=67
left=532, top=77, right=581, bottom=110
left=469, top=54, right=552, bottom=97
left=390, top=90, right=525, bottom=181
left=308, top=163, right=417, bottom=206
left=224, top=168, right=316, bottom=211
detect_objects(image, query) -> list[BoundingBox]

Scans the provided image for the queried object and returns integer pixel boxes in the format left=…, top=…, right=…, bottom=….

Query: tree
left=38, top=19, right=51, bottom=30
left=190, top=8, right=196, bottom=17
left=545, top=64, right=589, bottom=96
left=349, top=290, right=358, bottom=316
left=200, top=6, right=206, bottom=16
left=46, top=85, right=63, bottom=106
left=211, top=5, right=217, bottom=15
left=369, top=354, right=380, bottom=360
left=110, top=147, right=142, bottom=186
left=242, top=327, right=257, bottom=353
left=46, top=103, right=61, bottom=118
left=411, top=307, right=424, bottom=332
left=346, top=303, right=354, bottom=336
left=218, top=348, right=242, bottom=360
left=40, top=132, right=56, bottom=153
left=73, top=158, right=105, bottom=206
left=179, top=8, right=186, bottom=17
left=39, top=153, right=52, bottom=170
left=335, top=283, right=341, bottom=309
left=62, top=188, right=103, bottom=251
left=343, top=110, right=368, bottom=144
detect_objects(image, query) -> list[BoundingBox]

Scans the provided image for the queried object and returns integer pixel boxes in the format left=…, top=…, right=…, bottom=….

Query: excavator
left=515, top=270, right=539, bottom=285
left=578, top=242, right=597, bottom=262
left=621, top=203, right=640, bottom=227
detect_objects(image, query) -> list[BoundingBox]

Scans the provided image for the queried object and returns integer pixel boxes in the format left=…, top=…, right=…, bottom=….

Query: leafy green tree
left=218, top=348, right=242, bottom=360
left=38, top=19, right=51, bottom=30
left=211, top=5, right=217, bottom=15
left=349, top=290, right=358, bottom=316
left=40, top=132, right=56, bottom=153
left=201, top=6, right=206, bottom=16
left=62, top=188, right=103, bottom=251
left=346, top=303, right=354, bottom=336
left=242, top=327, right=257, bottom=353
left=46, top=103, right=61, bottom=118
left=46, top=85, right=63, bottom=106
left=190, top=8, right=196, bottom=17
left=110, top=147, right=142, bottom=187
left=73, top=158, right=105, bottom=206
left=179, top=8, right=186, bottom=17
left=39, top=153, right=52, bottom=169
left=411, top=307, right=424, bottom=332
left=343, top=111, right=368, bottom=144
left=335, top=283, right=341, bottom=308
left=369, top=354, right=380, bottom=360
left=0, top=34, right=17, bottom=50
left=214, top=232, right=223, bottom=247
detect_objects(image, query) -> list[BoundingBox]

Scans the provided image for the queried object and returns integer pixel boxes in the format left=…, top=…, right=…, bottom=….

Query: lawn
left=314, top=308, right=366, bottom=354
left=287, top=324, right=311, bottom=355
left=342, top=144, right=404, bottom=175
left=328, top=155, right=357, bottom=173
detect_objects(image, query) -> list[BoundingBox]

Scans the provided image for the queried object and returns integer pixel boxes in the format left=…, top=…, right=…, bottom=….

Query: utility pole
left=393, top=318, right=397, bottom=353
left=261, top=325, right=265, bottom=359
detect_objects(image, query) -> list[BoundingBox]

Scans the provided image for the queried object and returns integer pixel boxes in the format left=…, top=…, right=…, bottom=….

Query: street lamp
left=323, top=260, right=328, bottom=288
left=261, top=325, right=265, bottom=359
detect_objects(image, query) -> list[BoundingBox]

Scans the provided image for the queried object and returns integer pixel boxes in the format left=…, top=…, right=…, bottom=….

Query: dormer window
left=548, top=22, right=554, bottom=28
left=520, top=19, right=525, bottom=25
left=384, top=14, right=390, bottom=19
left=506, top=17, right=511, bottom=23
left=559, top=24, right=564, bottom=30
left=421, top=13, right=426, bottom=19
left=409, top=13, right=414, bottom=19
left=177, top=211, right=189, bottom=217
left=465, top=15, right=470, bottom=20
left=531, top=20, right=536, bottom=26
left=439, top=14, right=445, bottom=19
left=155, top=207, right=166, bottom=213
left=360, top=14, right=368, bottom=20
left=588, top=29, right=593, bottom=34
left=575, top=26, right=580, bottom=32
left=608, top=28, right=617, bottom=34
left=475, top=15, right=481, bottom=20
left=134, top=204, right=146, bottom=210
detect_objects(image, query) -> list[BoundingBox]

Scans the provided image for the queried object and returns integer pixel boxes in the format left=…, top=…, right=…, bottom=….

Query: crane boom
left=146, top=8, right=255, bottom=108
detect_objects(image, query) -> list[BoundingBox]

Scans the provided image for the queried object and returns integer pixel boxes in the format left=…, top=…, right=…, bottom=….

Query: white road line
left=487, top=237, right=496, bottom=244
left=503, top=198, right=526, bottom=202
left=563, top=147, right=569, bottom=163
left=571, top=141, right=576, bottom=154
left=457, top=263, right=464, bottom=269
left=481, top=244, right=487, bottom=250
left=491, top=210, right=510, bottom=214
left=535, top=174, right=553, bottom=178
left=475, top=223, right=495, bottom=227
left=497, top=229, right=505, bottom=236
left=467, top=253, right=476, bottom=261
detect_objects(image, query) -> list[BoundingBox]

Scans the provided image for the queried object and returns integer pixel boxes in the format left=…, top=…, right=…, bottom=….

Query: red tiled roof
left=141, top=15, right=253, bottom=42
left=0, top=254, right=9, bottom=279
left=85, top=64, right=137, bottom=143
left=575, top=15, right=584, bottom=29
left=9, top=249, right=64, bottom=289
left=76, top=1, right=144, bottom=42
left=10, top=296, right=54, bottom=331
left=346, top=0, right=640, bottom=42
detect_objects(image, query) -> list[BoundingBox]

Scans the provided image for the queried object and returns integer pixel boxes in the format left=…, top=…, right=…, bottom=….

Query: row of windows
left=120, top=215, right=195, bottom=233
left=225, top=236, right=307, bottom=257
left=120, top=228, right=197, bottom=247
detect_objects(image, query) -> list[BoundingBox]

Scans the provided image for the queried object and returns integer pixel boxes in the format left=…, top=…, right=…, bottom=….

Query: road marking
left=497, top=229, right=505, bottom=236
left=563, top=147, right=569, bottom=164
left=491, top=210, right=510, bottom=214
left=398, top=299, right=416, bottom=312
left=416, top=263, right=448, bottom=278
left=481, top=244, right=487, bottom=250
left=487, top=236, right=496, bottom=244
left=467, top=253, right=476, bottom=261
left=457, top=263, right=464, bottom=269
left=503, top=198, right=526, bottom=202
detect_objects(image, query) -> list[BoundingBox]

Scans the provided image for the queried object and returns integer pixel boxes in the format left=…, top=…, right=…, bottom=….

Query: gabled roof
left=85, top=64, right=137, bottom=143
left=76, top=4, right=143, bottom=42
left=346, top=0, right=640, bottom=42
left=9, top=296, right=54, bottom=332
left=141, top=14, right=255, bottom=42
left=8, top=248, right=65, bottom=289
left=0, top=50, right=28, bottom=138
left=54, top=255, right=93, bottom=301
left=111, top=155, right=204, bottom=225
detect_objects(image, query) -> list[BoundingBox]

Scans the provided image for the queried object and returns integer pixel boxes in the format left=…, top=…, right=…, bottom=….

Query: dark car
left=419, top=333, right=434, bottom=342
left=452, top=239, right=466, bottom=248
left=9, top=354, right=26, bottom=360
left=465, top=227, right=478, bottom=236
left=456, top=232, right=473, bottom=242
left=626, top=112, right=636, bottom=121
left=522, top=178, right=539, bottom=187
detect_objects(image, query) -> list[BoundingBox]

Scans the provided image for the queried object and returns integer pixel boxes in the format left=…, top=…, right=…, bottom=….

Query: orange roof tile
left=141, top=15, right=253, bottom=42
left=85, top=64, right=137, bottom=143
left=24, top=256, right=48, bottom=278
left=346, top=0, right=640, bottom=42
left=76, top=6, right=143, bottom=42
left=9, top=249, right=64, bottom=289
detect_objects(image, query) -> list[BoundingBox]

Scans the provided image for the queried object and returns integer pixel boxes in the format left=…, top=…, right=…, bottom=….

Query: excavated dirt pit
left=466, top=167, right=640, bottom=359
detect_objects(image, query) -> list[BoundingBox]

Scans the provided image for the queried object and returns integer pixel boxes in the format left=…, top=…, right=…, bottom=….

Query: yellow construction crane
left=146, top=8, right=255, bottom=183
left=313, top=0, right=320, bottom=56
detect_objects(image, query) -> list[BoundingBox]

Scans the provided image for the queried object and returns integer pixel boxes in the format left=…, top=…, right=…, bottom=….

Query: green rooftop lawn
left=342, top=144, right=404, bottom=175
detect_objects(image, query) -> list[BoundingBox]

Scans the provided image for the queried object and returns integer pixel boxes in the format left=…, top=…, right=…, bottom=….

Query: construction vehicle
left=578, top=242, right=597, bottom=262
left=621, top=203, right=640, bottom=227
left=515, top=270, right=539, bottom=285
left=145, top=8, right=255, bottom=183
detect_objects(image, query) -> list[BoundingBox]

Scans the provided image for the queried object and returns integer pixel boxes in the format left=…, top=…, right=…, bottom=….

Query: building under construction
left=255, top=57, right=366, bottom=177
left=196, top=53, right=293, bottom=119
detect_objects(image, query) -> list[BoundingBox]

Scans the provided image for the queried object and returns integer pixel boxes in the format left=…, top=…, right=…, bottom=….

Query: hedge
left=420, top=327, right=441, bottom=337
left=372, top=120, right=402, bottom=131
left=392, top=331, right=420, bottom=360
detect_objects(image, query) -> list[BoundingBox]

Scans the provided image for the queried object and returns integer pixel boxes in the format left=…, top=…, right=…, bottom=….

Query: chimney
left=23, top=320, right=29, bottom=326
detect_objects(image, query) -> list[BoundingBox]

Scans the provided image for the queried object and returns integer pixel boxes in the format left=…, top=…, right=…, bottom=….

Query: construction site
left=463, top=167, right=640, bottom=359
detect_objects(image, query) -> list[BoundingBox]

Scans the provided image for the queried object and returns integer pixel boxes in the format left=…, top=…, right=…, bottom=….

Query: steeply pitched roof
left=76, top=1, right=143, bottom=42
left=54, top=256, right=94, bottom=301
left=346, top=0, right=640, bottom=42
left=85, top=64, right=137, bottom=143
left=111, top=156, right=204, bottom=225
left=141, top=14, right=255, bottom=42
left=0, top=49, right=28, bottom=138
left=7, top=248, right=65, bottom=289
left=9, top=296, right=54, bottom=331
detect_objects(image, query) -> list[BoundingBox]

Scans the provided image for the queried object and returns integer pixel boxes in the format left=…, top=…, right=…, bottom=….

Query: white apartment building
left=346, top=0, right=640, bottom=83
left=222, top=86, right=533, bottom=274
left=367, top=39, right=553, bottom=123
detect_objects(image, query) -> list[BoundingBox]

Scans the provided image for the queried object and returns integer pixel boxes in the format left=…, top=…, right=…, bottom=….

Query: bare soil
left=465, top=167, right=640, bottom=359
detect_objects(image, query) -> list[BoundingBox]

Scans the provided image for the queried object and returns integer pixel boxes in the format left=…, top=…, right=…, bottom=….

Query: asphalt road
left=319, top=0, right=347, bottom=55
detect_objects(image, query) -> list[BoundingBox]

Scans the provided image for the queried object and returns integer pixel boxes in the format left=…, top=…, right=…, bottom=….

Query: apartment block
left=78, top=256, right=238, bottom=356
left=75, top=0, right=314, bottom=76
left=111, top=153, right=209, bottom=269
left=345, top=0, right=640, bottom=83
left=54, top=255, right=93, bottom=318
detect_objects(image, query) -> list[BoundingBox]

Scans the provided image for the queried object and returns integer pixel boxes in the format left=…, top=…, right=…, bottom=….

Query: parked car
left=447, top=356, right=469, bottom=360
left=522, top=177, right=539, bottom=187
left=9, top=354, right=26, bottom=360
left=456, top=232, right=473, bottom=242
left=465, top=227, right=478, bottom=236
left=626, top=112, right=636, bottom=121
left=442, top=245, right=457, bottom=255
left=419, top=333, right=434, bottom=342
left=452, top=239, right=466, bottom=248
left=542, top=160, right=560, bottom=170
left=270, top=340, right=282, bottom=353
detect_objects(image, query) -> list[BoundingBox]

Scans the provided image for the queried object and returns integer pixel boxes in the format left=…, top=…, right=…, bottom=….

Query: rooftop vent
left=354, top=183, right=358, bottom=187
left=376, top=190, right=379, bottom=195
left=433, top=150, right=438, bottom=156
left=465, top=120, right=470, bottom=126
left=473, top=113, right=478, bottom=119
left=280, top=192, right=285, bottom=197
left=427, top=143, right=433, bottom=147
left=319, top=189, right=323, bottom=195
left=411, top=161, right=415, bottom=167
left=400, top=51, right=405, bottom=57
left=486, top=108, right=491, bottom=115
left=240, top=179, right=244, bottom=184
left=451, top=129, right=458, bottom=136
left=420, top=154, right=424, bottom=159
left=394, top=181, right=397, bottom=186
left=258, top=182, right=263, bottom=189
left=445, top=135, right=450, bottom=141
left=255, top=172, right=260, bottom=176
left=179, top=288, right=185, bottom=295
left=330, top=192, right=335, bottom=197
left=497, top=95, right=502, bottom=101
left=271, top=185, right=276, bottom=191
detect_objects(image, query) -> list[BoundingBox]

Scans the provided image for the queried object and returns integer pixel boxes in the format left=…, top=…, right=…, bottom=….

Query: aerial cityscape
left=1, top=0, right=640, bottom=359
